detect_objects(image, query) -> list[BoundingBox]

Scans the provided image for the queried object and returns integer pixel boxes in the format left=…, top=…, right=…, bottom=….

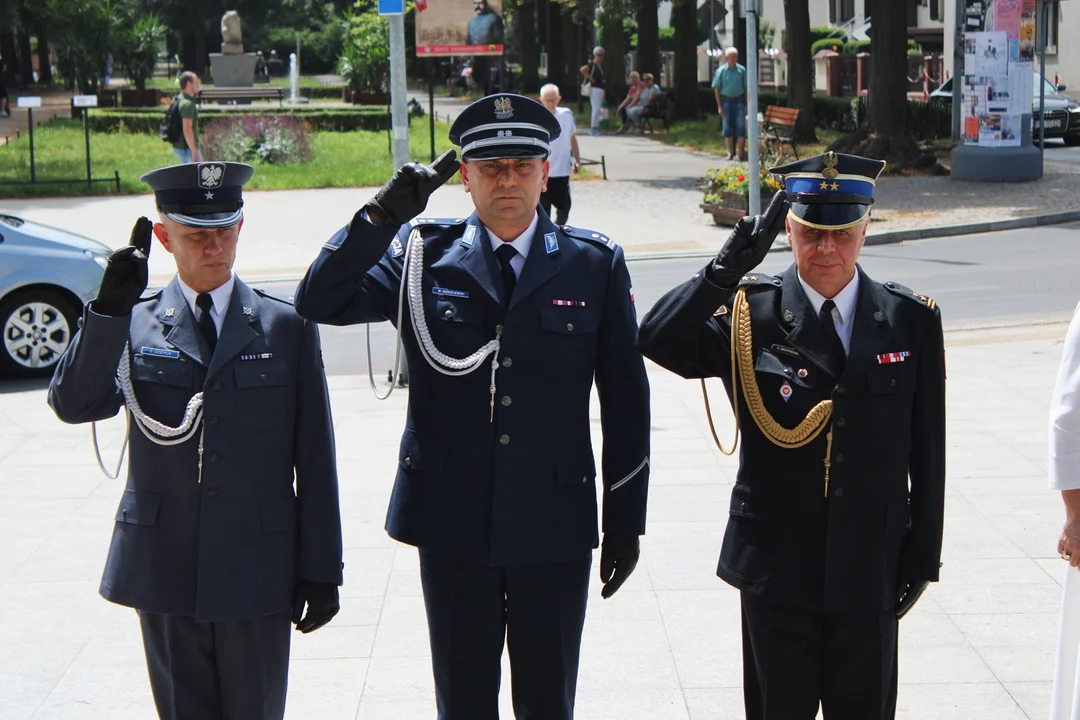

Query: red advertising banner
left=416, top=0, right=505, bottom=57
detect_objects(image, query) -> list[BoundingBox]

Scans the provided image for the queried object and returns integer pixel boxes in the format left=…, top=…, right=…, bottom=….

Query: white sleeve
left=1049, top=300, right=1080, bottom=490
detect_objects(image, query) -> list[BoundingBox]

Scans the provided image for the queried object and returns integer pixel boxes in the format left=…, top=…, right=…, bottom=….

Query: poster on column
left=1009, top=67, right=1033, bottom=114
left=974, top=32, right=1009, bottom=75
left=999, top=114, right=1022, bottom=146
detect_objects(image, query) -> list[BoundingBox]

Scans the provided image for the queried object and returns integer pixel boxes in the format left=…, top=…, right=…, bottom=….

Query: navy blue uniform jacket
left=294, top=211, right=651, bottom=567
left=637, top=265, right=946, bottom=613
left=48, top=277, right=343, bottom=622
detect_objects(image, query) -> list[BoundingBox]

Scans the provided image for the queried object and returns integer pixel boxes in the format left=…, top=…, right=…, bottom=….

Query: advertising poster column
left=952, top=0, right=1042, bottom=181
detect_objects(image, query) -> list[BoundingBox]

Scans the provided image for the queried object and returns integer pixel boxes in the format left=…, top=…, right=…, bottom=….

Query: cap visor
left=165, top=209, right=244, bottom=229
left=788, top=203, right=869, bottom=231
left=463, top=146, right=550, bottom=161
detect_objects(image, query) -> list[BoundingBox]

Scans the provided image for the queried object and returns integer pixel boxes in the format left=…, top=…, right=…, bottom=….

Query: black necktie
left=819, top=299, right=846, bottom=371
left=196, top=293, right=217, bottom=353
left=495, top=243, right=518, bottom=306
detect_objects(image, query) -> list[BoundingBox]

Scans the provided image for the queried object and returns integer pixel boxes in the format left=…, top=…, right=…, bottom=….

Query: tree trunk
left=783, top=0, right=816, bottom=142
left=17, top=29, right=33, bottom=87
left=560, top=5, right=579, bottom=101
left=35, top=32, right=52, bottom=85
left=1, top=32, right=18, bottom=89
left=600, top=0, right=628, bottom=104
left=517, top=0, right=539, bottom=93
left=547, top=1, right=567, bottom=93
left=672, top=0, right=697, bottom=118
left=194, top=20, right=208, bottom=79
left=732, top=0, right=746, bottom=68
left=635, top=0, right=659, bottom=77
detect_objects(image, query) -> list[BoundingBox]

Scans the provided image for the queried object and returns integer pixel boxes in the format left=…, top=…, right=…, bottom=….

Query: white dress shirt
left=797, top=270, right=860, bottom=355
left=1050, top=300, right=1080, bottom=490
left=177, top=274, right=235, bottom=336
left=488, top=211, right=539, bottom=278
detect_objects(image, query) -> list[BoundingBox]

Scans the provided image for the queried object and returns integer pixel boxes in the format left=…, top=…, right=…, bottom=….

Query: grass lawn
left=0, top=119, right=460, bottom=198
left=653, top=117, right=845, bottom=159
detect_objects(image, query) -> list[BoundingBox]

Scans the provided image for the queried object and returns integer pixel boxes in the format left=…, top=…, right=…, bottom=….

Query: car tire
left=0, top=289, right=80, bottom=378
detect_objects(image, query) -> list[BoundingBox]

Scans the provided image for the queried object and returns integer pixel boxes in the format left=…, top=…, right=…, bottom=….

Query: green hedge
left=696, top=87, right=858, bottom=132
left=811, top=38, right=845, bottom=56
left=86, top=107, right=395, bottom=135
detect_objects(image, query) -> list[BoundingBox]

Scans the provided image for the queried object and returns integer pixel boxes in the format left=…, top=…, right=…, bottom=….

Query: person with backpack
left=166, top=71, right=201, bottom=164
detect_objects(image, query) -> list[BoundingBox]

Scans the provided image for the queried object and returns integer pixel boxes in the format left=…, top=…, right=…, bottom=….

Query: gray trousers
left=137, top=609, right=292, bottom=720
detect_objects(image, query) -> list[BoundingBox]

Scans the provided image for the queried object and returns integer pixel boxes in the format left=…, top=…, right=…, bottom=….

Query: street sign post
left=741, top=0, right=762, bottom=216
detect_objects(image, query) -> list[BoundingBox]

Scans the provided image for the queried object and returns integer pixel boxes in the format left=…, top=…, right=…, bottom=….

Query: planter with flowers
left=701, top=165, right=784, bottom=226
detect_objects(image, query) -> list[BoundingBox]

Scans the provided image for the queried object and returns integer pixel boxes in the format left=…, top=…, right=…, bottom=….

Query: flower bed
left=701, top=165, right=783, bottom=227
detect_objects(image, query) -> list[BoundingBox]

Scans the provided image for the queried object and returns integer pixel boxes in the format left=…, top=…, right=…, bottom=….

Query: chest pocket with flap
left=539, top=305, right=601, bottom=335
left=234, top=360, right=291, bottom=388
left=132, top=353, right=194, bottom=388
left=435, top=297, right=484, bottom=324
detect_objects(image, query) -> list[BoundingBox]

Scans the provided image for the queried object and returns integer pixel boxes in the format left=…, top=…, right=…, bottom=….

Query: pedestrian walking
left=173, top=71, right=201, bottom=164
left=47, top=161, right=343, bottom=720
left=637, top=151, right=947, bottom=720
left=539, top=83, right=581, bottom=225
left=580, top=46, right=606, bottom=135
left=294, top=93, right=651, bottom=720
left=712, top=47, right=748, bottom=161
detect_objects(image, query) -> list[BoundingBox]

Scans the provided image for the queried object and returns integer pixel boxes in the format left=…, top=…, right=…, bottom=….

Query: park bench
left=640, top=90, right=676, bottom=134
left=197, top=86, right=286, bottom=106
left=762, top=105, right=801, bottom=163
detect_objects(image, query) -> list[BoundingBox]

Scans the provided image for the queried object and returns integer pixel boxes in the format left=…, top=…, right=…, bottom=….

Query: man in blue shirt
left=712, top=47, right=749, bottom=161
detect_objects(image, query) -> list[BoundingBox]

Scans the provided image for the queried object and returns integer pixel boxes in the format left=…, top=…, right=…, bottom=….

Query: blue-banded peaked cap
left=770, top=151, right=886, bottom=230
left=139, top=161, right=254, bottom=228
left=448, top=93, right=562, bottom=161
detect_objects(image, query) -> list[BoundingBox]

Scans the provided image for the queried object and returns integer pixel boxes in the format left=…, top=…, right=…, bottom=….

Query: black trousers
left=740, top=592, right=898, bottom=720
left=539, top=176, right=572, bottom=226
left=137, top=609, right=292, bottom=720
left=419, top=550, right=592, bottom=720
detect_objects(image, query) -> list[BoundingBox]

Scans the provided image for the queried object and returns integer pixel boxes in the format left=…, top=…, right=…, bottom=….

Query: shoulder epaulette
left=254, top=288, right=295, bottom=305
left=411, top=216, right=468, bottom=227
left=738, top=273, right=782, bottom=288
left=883, top=281, right=938, bottom=312
left=137, top=289, right=163, bottom=304
left=560, top=224, right=618, bottom=252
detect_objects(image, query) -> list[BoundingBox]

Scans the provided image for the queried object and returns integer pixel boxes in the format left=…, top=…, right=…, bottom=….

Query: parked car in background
left=0, top=213, right=109, bottom=378
left=930, top=73, right=1080, bottom=145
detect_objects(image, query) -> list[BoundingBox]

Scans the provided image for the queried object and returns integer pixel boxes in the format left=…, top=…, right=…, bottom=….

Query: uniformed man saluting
left=47, top=162, right=343, bottom=720
left=637, top=152, right=946, bottom=719
left=294, top=93, right=651, bottom=719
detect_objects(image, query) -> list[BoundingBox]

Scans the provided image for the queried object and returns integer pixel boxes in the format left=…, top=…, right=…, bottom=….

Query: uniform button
left=404, top=455, right=412, bottom=468
left=890, top=378, right=897, bottom=387
left=740, top=502, right=747, bottom=511
left=835, top=417, right=846, bottom=428
left=499, top=434, right=510, bottom=445
left=501, top=396, right=512, bottom=407
left=209, top=452, right=219, bottom=463
left=502, top=357, right=513, bottom=368
left=496, top=324, right=504, bottom=334
left=835, top=453, right=844, bottom=464
left=582, top=476, right=588, bottom=484
left=444, top=309, right=453, bottom=318
left=211, top=381, right=221, bottom=391
left=833, top=487, right=844, bottom=498
left=157, top=370, right=164, bottom=377
left=208, top=416, right=219, bottom=426
left=835, top=385, right=845, bottom=395
left=784, top=368, right=792, bottom=376
left=121, top=509, right=128, bottom=518
left=566, top=323, right=574, bottom=332
left=207, top=489, right=219, bottom=499
left=260, top=374, right=267, bottom=383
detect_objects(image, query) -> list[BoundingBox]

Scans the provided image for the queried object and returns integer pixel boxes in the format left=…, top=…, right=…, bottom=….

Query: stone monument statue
left=221, top=11, right=244, bottom=54
left=209, top=9, right=258, bottom=89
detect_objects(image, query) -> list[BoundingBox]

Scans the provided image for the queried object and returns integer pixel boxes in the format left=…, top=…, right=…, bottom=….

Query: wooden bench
left=197, top=86, right=286, bottom=106
left=640, top=90, right=676, bottom=134
left=762, top=105, right=801, bottom=163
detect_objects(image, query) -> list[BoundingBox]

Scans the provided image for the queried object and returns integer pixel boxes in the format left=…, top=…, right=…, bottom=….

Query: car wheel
left=0, top=290, right=79, bottom=378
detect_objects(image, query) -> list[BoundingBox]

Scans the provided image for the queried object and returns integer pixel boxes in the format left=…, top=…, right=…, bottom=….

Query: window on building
left=1047, top=2, right=1059, bottom=52
left=831, top=0, right=855, bottom=24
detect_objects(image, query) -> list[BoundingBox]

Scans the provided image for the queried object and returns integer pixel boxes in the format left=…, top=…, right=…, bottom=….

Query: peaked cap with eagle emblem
left=448, top=93, right=562, bottom=162
left=139, top=161, right=255, bottom=229
left=769, top=151, right=886, bottom=231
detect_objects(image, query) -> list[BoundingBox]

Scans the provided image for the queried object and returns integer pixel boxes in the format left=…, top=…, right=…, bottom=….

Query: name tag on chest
left=141, top=347, right=180, bottom=359
left=432, top=287, right=470, bottom=299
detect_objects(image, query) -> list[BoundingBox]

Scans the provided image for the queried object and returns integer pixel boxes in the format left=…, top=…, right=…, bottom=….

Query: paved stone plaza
left=0, top=320, right=1070, bottom=719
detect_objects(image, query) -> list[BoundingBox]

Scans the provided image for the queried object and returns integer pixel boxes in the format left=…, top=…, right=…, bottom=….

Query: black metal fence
left=854, top=96, right=953, bottom=141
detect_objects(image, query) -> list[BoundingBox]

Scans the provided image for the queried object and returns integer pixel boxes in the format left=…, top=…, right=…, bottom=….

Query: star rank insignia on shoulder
left=883, top=281, right=938, bottom=313
left=254, top=288, right=294, bottom=306
left=738, top=273, right=781, bottom=288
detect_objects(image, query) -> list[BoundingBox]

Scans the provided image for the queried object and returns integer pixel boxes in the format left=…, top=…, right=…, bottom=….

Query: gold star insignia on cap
left=830, top=182, right=840, bottom=191
left=820, top=181, right=829, bottom=190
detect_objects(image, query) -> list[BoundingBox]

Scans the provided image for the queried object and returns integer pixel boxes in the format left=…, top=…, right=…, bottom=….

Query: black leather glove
left=708, top=190, right=789, bottom=287
left=599, top=534, right=640, bottom=599
left=291, top=580, right=340, bottom=634
left=363, top=149, right=460, bottom=227
left=92, top=217, right=153, bottom=317
left=895, top=579, right=930, bottom=619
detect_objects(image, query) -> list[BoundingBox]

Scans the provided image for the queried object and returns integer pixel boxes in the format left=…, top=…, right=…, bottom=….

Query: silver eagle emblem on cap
left=198, top=163, right=226, bottom=189
left=493, top=97, right=514, bottom=120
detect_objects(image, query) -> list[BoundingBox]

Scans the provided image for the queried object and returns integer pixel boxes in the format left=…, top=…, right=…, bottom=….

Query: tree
left=514, top=0, right=540, bottom=93
left=635, top=0, right=658, bottom=77
left=598, top=0, right=628, bottom=103
left=829, top=0, right=933, bottom=169
left=671, top=0, right=696, bottom=118
left=783, top=0, right=816, bottom=142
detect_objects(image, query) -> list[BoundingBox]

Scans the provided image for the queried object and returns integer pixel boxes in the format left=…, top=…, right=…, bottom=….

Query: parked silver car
left=0, top=213, right=110, bottom=378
